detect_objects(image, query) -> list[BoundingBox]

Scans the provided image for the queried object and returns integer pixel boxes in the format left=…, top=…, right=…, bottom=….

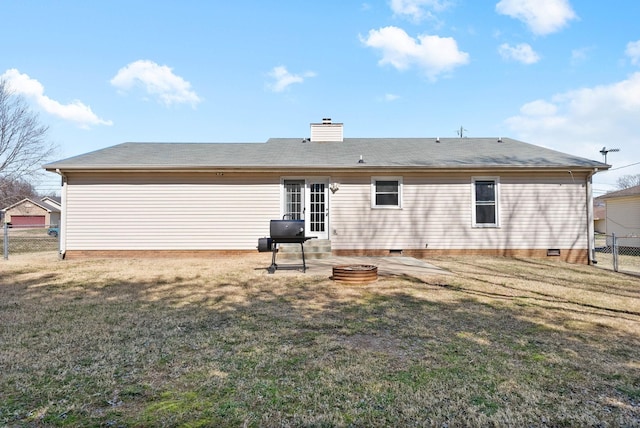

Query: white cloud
left=496, top=0, right=577, bottom=35
left=504, top=72, right=640, bottom=190
left=266, top=66, right=316, bottom=93
left=360, top=26, right=469, bottom=81
left=519, top=99, right=557, bottom=116
left=376, top=93, right=400, bottom=102
left=389, top=0, right=450, bottom=21
left=1, top=69, right=112, bottom=128
left=625, top=40, right=640, bottom=65
left=110, top=60, right=201, bottom=107
left=570, top=47, right=592, bottom=66
left=498, top=43, right=540, bottom=64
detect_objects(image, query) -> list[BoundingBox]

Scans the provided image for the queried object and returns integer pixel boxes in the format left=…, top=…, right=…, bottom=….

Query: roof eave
left=45, top=164, right=608, bottom=174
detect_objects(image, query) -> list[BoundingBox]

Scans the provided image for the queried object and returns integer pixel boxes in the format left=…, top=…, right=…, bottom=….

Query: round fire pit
left=332, top=265, right=378, bottom=284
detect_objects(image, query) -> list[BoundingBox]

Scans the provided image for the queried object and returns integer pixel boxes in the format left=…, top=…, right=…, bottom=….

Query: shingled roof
left=44, top=137, right=607, bottom=171
left=599, top=184, right=640, bottom=199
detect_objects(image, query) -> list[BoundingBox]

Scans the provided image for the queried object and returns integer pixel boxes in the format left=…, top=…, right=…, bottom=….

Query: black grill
left=270, top=219, right=305, bottom=242
left=258, top=216, right=314, bottom=273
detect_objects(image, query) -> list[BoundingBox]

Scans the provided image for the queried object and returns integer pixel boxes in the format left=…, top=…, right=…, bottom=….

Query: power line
left=606, top=161, right=640, bottom=171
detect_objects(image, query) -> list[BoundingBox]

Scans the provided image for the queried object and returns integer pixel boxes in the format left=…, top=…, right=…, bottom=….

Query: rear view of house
left=43, top=119, right=608, bottom=263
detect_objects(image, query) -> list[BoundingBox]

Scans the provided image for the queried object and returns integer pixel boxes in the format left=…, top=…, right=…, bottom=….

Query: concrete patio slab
left=273, top=256, right=452, bottom=279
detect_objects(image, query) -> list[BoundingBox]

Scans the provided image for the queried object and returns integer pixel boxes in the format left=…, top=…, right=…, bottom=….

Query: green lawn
left=1, top=254, right=638, bottom=426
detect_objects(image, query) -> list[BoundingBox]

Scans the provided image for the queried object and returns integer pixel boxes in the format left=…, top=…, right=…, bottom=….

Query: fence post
left=3, top=222, right=8, bottom=260
left=612, top=232, right=618, bottom=272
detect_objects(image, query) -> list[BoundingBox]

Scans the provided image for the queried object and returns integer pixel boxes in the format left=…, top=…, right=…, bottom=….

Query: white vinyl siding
left=62, top=170, right=591, bottom=253
left=605, top=196, right=640, bottom=247
left=330, top=172, right=589, bottom=251
left=64, top=172, right=280, bottom=250
left=310, top=123, right=343, bottom=142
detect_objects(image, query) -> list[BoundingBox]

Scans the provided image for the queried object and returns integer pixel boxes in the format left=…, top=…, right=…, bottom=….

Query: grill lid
left=270, top=219, right=305, bottom=239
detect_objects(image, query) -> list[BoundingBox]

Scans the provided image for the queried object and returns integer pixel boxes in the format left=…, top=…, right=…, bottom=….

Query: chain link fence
left=2, top=223, right=59, bottom=259
left=594, top=233, right=640, bottom=275
left=4, top=224, right=639, bottom=274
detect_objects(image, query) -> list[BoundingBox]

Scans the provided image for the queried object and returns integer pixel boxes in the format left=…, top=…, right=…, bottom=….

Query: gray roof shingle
left=43, top=138, right=608, bottom=171
left=599, top=184, right=640, bottom=199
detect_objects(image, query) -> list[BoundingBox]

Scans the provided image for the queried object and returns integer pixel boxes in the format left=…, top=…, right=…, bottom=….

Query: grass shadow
left=1, top=255, right=639, bottom=426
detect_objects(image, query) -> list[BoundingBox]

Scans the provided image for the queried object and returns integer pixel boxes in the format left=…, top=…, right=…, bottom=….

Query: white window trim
left=281, top=177, right=306, bottom=219
left=471, top=176, right=500, bottom=228
left=371, top=176, right=403, bottom=209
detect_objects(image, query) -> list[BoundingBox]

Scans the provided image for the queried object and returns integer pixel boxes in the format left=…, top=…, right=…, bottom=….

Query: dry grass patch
left=0, top=253, right=639, bottom=426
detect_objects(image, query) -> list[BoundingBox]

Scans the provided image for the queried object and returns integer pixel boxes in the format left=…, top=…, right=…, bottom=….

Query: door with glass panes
left=283, top=178, right=329, bottom=240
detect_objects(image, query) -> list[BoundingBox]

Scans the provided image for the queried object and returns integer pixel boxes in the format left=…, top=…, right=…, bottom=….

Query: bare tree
left=616, top=174, right=640, bottom=190
left=0, top=176, right=39, bottom=206
left=0, top=79, right=54, bottom=183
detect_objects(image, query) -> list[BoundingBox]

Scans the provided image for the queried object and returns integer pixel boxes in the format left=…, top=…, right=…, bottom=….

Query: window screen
left=372, top=177, right=402, bottom=208
left=474, top=179, right=497, bottom=226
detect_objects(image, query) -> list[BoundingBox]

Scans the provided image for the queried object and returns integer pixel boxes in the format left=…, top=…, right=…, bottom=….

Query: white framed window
left=282, top=179, right=304, bottom=220
left=472, top=177, right=500, bottom=227
left=371, top=176, right=403, bottom=209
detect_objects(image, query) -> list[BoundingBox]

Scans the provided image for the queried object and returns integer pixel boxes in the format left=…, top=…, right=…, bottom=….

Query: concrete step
left=277, top=239, right=332, bottom=259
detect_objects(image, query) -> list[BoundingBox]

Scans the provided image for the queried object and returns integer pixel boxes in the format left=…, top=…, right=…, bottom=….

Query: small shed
left=593, top=196, right=606, bottom=234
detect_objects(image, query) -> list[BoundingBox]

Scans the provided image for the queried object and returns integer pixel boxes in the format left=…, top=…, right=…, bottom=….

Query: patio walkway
left=276, top=256, right=452, bottom=279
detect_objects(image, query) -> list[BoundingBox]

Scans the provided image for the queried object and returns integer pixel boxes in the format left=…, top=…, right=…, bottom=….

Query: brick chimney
left=310, top=118, right=343, bottom=142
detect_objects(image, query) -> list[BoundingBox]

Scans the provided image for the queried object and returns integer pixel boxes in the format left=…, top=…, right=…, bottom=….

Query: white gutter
left=55, top=169, right=67, bottom=259
left=586, top=168, right=598, bottom=265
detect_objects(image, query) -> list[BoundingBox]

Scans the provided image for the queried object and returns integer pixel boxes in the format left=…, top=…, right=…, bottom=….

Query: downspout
left=55, top=169, right=67, bottom=259
left=586, top=168, right=598, bottom=265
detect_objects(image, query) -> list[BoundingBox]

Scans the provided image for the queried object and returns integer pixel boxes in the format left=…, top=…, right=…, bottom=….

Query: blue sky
left=2, top=0, right=639, bottom=196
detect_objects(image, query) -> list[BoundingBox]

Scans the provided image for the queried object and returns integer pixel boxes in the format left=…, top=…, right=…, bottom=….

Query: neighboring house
left=593, top=196, right=606, bottom=234
left=42, top=195, right=62, bottom=210
left=599, top=185, right=640, bottom=247
left=2, top=197, right=61, bottom=227
left=43, top=119, right=609, bottom=263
